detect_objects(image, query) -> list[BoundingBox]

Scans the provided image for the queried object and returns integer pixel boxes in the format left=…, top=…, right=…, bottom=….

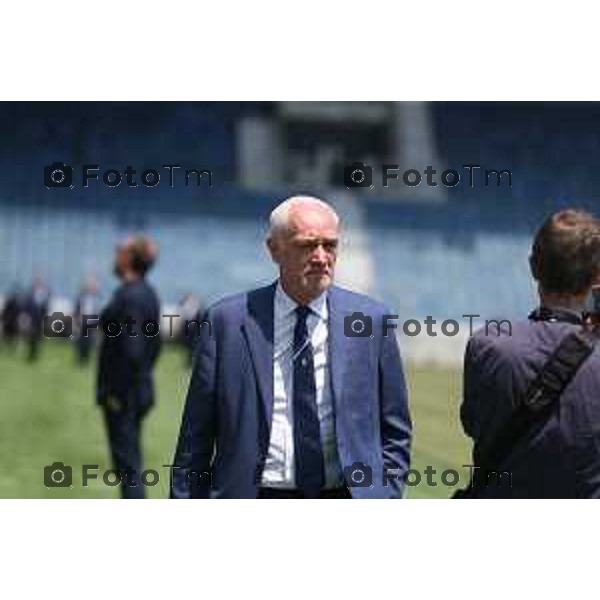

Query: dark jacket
left=461, top=311, right=600, bottom=498
left=97, top=279, right=161, bottom=411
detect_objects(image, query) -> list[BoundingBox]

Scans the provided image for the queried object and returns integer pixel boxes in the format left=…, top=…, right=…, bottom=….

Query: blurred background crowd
left=3, top=101, right=600, bottom=363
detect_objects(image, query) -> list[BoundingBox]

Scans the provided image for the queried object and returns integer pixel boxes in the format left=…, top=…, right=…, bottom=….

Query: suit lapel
left=241, top=283, right=277, bottom=453
left=327, top=286, right=349, bottom=411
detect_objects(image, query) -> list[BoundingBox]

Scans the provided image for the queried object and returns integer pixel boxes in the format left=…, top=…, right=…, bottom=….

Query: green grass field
left=0, top=341, right=470, bottom=498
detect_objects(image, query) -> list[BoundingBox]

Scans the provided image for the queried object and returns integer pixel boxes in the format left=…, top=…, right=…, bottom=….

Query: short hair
left=129, top=235, right=158, bottom=276
left=530, top=209, right=600, bottom=295
left=267, top=195, right=339, bottom=239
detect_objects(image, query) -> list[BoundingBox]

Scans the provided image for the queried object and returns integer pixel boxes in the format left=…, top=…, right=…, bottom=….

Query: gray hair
left=267, top=195, right=339, bottom=239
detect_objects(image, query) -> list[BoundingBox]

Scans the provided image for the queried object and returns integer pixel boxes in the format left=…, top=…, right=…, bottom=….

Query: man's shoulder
left=467, top=318, right=599, bottom=370
left=205, top=283, right=275, bottom=319
left=206, top=292, right=246, bottom=318
left=467, top=318, right=538, bottom=365
left=205, top=283, right=390, bottom=319
left=329, top=285, right=390, bottom=315
left=119, top=279, right=158, bottom=298
left=209, top=291, right=247, bottom=311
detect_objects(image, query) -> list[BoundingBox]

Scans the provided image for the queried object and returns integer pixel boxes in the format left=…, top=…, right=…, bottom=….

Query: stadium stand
left=3, top=102, right=600, bottom=365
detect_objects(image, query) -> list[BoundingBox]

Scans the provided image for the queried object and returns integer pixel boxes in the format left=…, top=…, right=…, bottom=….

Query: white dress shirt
left=261, top=282, right=343, bottom=489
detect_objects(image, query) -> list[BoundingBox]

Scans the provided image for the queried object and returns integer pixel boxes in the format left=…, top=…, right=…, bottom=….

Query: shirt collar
left=275, top=280, right=328, bottom=322
left=529, top=305, right=584, bottom=324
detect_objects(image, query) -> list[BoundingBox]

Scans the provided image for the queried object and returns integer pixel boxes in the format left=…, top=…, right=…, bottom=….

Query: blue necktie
left=293, top=305, right=325, bottom=497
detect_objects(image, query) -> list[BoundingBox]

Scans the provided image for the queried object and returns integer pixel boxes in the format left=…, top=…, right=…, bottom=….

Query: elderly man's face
left=268, top=205, right=339, bottom=303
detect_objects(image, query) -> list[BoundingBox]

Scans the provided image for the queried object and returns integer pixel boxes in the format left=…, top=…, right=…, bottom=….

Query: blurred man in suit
left=461, top=208, right=600, bottom=498
left=177, top=292, right=205, bottom=366
left=97, top=235, right=161, bottom=499
left=171, top=195, right=412, bottom=499
left=74, top=277, right=100, bottom=365
left=1, top=285, right=23, bottom=352
left=24, top=278, right=50, bottom=362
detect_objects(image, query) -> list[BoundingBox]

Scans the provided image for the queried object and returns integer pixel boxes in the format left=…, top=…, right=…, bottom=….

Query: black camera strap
left=455, top=326, right=597, bottom=498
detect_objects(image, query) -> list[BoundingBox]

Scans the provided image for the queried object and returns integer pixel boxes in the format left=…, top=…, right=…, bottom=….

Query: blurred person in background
left=74, top=277, right=100, bottom=365
left=97, top=235, right=161, bottom=499
left=177, top=292, right=205, bottom=366
left=1, top=285, right=23, bottom=352
left=460, top=209, right=600, bottom=498
left=23, top=277, right=50, bottom=362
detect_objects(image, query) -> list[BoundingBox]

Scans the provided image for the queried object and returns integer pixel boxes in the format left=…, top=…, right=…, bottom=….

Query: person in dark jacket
left=97, top=235, right=161, bottom=499
left=1, top=286, right=23, bottom=351
left=461, top=208, right=600, bottom=498
left=23, top=278, right=50, bottom=362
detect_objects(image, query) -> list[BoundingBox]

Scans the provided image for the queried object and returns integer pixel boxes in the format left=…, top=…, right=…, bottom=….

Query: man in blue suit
left=171, top=195, right=412, bottom=498
left=461, top=209, right=600, bottom=498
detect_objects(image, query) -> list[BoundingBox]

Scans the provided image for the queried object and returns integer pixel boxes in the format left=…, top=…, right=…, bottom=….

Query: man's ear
left=529, top=254, right=539, bottom=280
left=266, top=237, right=280, bottom=264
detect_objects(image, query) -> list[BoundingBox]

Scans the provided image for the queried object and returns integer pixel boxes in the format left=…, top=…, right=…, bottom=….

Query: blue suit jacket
left=171, top=282, right=412, bottom=498
left=461, top=316, right=600, bottom=498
